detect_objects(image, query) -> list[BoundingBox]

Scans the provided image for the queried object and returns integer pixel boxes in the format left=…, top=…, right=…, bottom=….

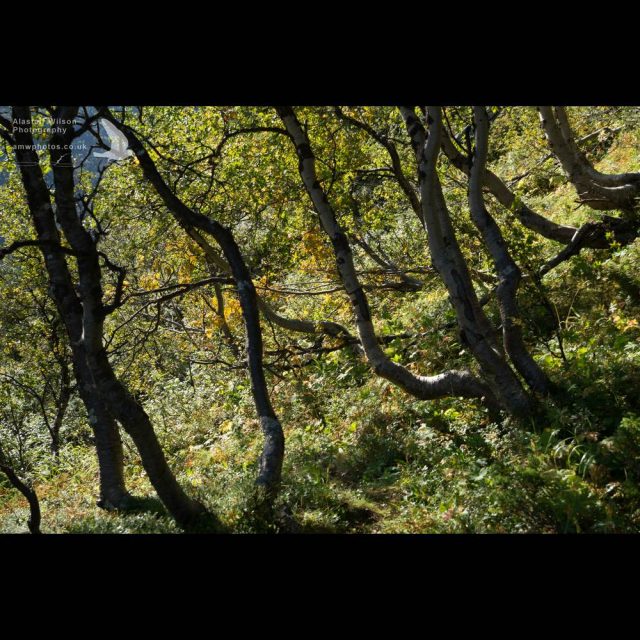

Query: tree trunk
left=88, top=350, right=206, bottom=524
left=12, top=107, right=205, bottom=528
left=400, top=106, right=532, bottom=416
left=538, top=106, right=639, bottom=211
left=82, top=389, right=130, bottom=508
left=0, top=445, right=41, bottom=534
left=468, top=106, right=551, bottom=395
left=109, top=115, right=286, bottom=500
left=277, top=106, right=497, bottom=406
left=11, top=106, right=131, bottom=509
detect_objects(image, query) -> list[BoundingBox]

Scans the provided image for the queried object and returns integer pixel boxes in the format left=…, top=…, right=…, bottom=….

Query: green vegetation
left=1, top=106, right=639, bottom=533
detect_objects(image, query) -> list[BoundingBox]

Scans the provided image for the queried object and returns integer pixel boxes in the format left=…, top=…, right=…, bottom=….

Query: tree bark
left=13, top=107, right=205, bottom=527
left=10, top=106, right=131, bottom=510
left=0, top=445, right=41, bottom=534
left=468, top=107, right=550, bottom=395
left=107, top=113, right=285, bottom=499
left=400, top=106, right=532, bottom=416
left=538, top=106, right=640, bottom=211
left=277, top=106, right=496, bottom=406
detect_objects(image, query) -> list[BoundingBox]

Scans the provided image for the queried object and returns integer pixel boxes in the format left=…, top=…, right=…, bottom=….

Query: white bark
left=277, top=106, right=495, bottom=404
left=402, top=106, right=532, bottom=416
left=538, top=106, right=640, bottom=210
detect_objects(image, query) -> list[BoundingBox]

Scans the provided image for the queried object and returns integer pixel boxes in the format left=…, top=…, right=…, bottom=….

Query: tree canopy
left=1, top=105, right=640, bottom=533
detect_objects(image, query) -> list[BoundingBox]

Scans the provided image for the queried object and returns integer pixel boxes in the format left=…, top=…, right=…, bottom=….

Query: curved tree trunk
left=439, top=116, right=639, bottom=248
left=277, top=106, right=497, bottom=406
left=538, top=106, right=640, bottom=211
left=12, top=107, right=205, bottom=528
left=553, top=107, right=640, bottom=188
left=0, top=444, right=41, bottom=534
left=400, top=106, right=532, bottom=416
left=11, top=107, right=131, bottom=510
left=468, top=107, right=551, bottom=395
left=108, top=114, right=285, bottom=500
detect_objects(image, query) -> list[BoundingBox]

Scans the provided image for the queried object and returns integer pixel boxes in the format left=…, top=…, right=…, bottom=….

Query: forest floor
left=3, top=228, right=640, bottom=534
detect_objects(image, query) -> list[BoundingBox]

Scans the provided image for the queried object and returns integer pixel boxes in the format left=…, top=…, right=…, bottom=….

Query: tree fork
left=12, top=107, right=205, bottom=528
left=10, top=106, right=132, bottom=511
left=277, top=106, right=497, bottom=408
left=400, top=106, right=532, bottom=416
